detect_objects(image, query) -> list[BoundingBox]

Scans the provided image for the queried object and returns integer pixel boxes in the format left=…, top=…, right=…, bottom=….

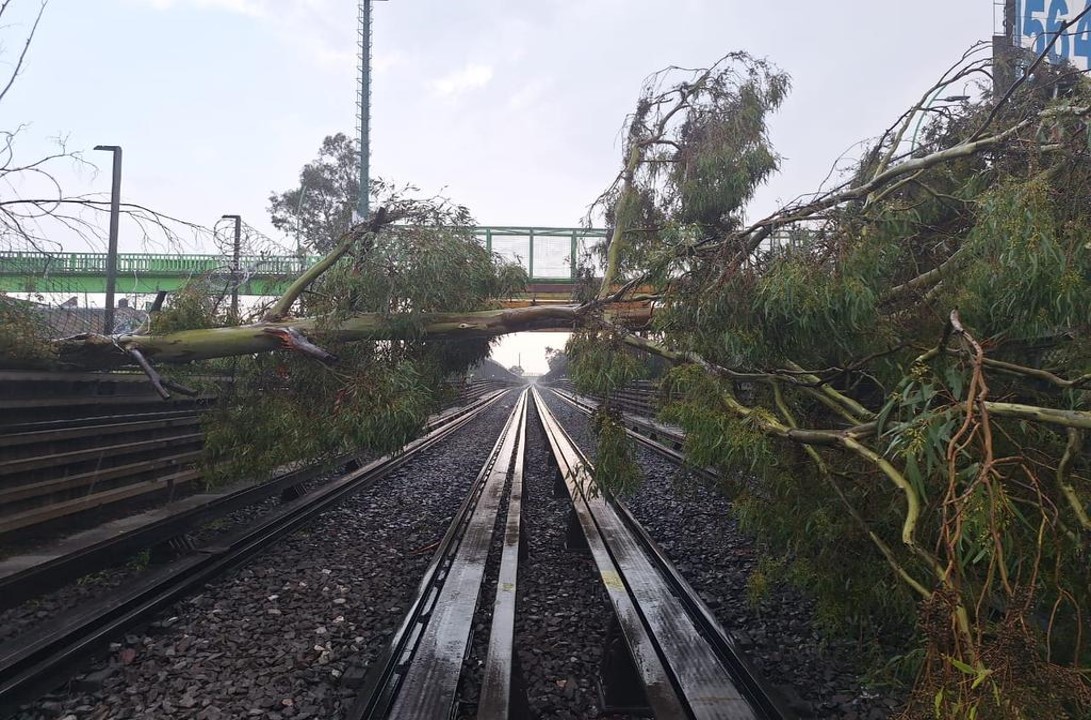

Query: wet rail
left=353, top=387, right=790, bottom=719
left=533, top=386, right=791, bottom=719
left=350, top=389, right=529, bottom=719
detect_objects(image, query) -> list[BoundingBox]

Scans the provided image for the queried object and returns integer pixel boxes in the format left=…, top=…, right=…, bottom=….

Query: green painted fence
left=0, top=226, right=607, bottom=295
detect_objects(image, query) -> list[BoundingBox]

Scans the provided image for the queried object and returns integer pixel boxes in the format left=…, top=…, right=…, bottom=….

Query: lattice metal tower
left=356, top=0, right=385, bottom=221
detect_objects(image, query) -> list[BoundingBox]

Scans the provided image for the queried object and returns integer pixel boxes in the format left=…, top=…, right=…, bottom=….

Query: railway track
left=351, top=389, right=530, bottom=719
left=4, top=384, right=798, bottom=719
left=0, top=372, right=510, bottom=544
left=0, top=390, right=509, bottom=717
left=536, top=387, right=789, bottom=719
left=0, top=389, right=505, bottom=612
left=352, top=387, right=789, bottom=719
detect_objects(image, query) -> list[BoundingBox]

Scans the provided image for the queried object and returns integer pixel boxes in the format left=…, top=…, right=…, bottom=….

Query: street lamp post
left=295, top=185, right=308, bottom=263
left=909, top=93, right=971, bottom=153
left=94, top=145, right=122, bottom=334
left=222, top=214, right=242, bottom=319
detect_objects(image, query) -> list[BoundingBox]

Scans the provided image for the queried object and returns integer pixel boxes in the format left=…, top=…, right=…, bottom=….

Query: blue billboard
left=1014, top=0, right=1091, bottom=70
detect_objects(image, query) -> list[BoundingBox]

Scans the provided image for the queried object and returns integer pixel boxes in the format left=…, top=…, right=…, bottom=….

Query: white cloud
left=141, top=0, right=269, bottom=16
left=431, top=63, right=495, bottom=99
left=373, top=50, right=406, bottom=78
left=506, top=77, right=552, bottom=112
left=134, top=0, right=355, bottom=69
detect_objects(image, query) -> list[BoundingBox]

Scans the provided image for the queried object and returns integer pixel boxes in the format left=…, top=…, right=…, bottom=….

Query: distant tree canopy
left=544, top=346, right=565, bottom=372
left=269, top=133, right=361, bottom=254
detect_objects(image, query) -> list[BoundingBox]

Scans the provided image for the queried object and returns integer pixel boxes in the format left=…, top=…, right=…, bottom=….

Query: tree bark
left=52, top=305, right=585, bottom=370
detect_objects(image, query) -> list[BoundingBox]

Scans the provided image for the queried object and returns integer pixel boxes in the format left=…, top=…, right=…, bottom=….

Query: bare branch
left=127, top=347, right=172, bottom=400
left=0, top=0, right=46, bottom=105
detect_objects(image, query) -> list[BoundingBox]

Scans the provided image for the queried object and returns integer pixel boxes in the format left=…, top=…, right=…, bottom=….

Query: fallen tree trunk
left=52, top=305, right=585, bottom=370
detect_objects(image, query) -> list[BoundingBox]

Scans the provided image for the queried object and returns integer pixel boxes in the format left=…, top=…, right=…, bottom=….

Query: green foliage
left=0, top=296, right=55, bottom=368
left=202, top=348, right=437, bottom=486
left=957, top=177, right=1091, bottom=340
left=669, top=58, right=790, bottom=230
left=566, top=330, right=647, bottom=397
left=190, top=191, right=522, bottom=488
left=665, top=251, right=885, bottom=368
left=593, top=53, right=791, bottom=285
left=754, top=256, right=881, bottom=363
left=589, top=406, right=643, bottom=496
left=590, top=54, right=1091, bottom=717
left=148, top=280, right=229, bottom=334
left=659, top=364, right=776, bottom=483
left=660, top=364, right=919, bottom=640
left=268, top=133, right=361, bottom=254
left=306, top=225, right=526, bottom=320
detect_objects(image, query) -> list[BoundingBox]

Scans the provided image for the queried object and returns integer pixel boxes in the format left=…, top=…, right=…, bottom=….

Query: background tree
left=156, top=192, right=530, bottom=485
left=269, top=133, right=362, bottom=254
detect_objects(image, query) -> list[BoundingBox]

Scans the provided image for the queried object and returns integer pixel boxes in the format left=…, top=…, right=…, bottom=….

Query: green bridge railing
left=0, top=226, right=608, bottom=295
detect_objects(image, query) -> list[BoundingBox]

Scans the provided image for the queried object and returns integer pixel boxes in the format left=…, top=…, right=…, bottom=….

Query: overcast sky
left=3, top=0, right=999, bottom=371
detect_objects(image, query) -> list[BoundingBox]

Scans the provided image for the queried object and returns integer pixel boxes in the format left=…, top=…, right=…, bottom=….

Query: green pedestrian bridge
left=0, top=227, right=605, bottom=298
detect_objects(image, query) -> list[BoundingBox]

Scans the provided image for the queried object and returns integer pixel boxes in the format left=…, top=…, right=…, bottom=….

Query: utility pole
left=356, top=0, right=389, bottom=222
left=94, top=145, right=122, bottom=334
left=994, top=0, right=1018, bottom=96
left=222, top=214, right=242, bottom=319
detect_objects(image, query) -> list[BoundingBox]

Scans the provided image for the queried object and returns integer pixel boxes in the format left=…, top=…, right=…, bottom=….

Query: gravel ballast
left=0, top=397, right=494, bottom=648
left=13, top=393, right=520, bottom=720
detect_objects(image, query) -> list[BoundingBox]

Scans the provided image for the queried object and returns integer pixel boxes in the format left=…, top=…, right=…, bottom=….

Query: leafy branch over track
left=566, top=47, right=1091, bottom=719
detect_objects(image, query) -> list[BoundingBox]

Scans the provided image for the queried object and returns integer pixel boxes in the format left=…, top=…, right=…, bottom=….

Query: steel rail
left=349, top=389, right=529, bottom=720
left=0, top=389, right=511, bottom=717
left=547, top=385, right=714, bottom=477
left=1, top=409, right=199, bottom=435
left=476, top=386, right=528, bottom=719
left=547, top=390, right=790, bottom=717
left=532, top=386, right=790, bottom=720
